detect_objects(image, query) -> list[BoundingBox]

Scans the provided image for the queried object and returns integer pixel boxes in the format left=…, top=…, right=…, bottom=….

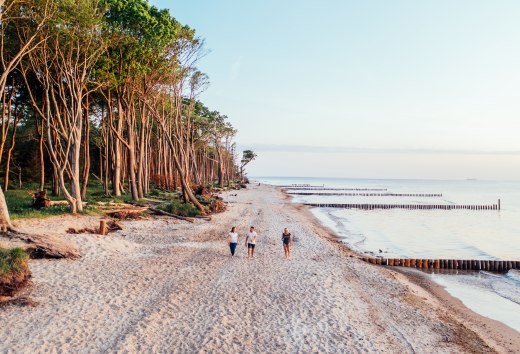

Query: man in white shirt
left=245, top=226, right=258, bottom=258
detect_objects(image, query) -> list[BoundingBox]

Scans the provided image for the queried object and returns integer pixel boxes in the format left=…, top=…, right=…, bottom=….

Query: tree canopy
left=0, top=0, right=255, bottom=226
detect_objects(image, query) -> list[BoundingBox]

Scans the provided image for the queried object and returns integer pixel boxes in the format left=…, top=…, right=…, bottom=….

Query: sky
left=150, top=0, right=520, bottom=180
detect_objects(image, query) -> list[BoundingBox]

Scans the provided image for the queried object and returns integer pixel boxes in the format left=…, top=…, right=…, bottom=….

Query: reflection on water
left=256, top=177, right=520, bottom=333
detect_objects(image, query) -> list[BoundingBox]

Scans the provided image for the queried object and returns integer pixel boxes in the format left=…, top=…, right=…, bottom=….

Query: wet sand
left=0, top=184, right=518, bottom=352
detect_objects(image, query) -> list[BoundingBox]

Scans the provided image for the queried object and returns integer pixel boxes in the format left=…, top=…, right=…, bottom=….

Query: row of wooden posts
left=278, top=184, right=324, bottom=188
left=284, top=187, right=388, bottom=191
left=361, top=257, right=519, bottom=272
left=305, top=202, right=501, bottom=211
left=290, top=192, right=442, bottom=197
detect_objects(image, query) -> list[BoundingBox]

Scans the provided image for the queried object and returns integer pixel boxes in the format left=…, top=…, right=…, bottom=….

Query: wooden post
left=434, top=260, right=440, bottom=269
left=99, top=220, right=107, bottom=236
left=410, top=259, right=417, bottom=268
left=404, top=259, right=411, bottom=267
left=388, top=258, right=394, bottom=266
left=498, top=199, right=501, bottom=210
left=423, top=259, right=429, bottom=269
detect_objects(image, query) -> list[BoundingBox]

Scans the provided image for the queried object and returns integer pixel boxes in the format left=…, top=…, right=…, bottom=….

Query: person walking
left=228, top=226, right=239, bottom=256
left=282, top=227, right=292, bottom=259
left=245, top=226, right=258, bottom=258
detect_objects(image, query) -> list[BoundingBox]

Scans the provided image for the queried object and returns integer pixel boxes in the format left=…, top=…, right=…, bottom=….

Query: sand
left=0, top=184, right=518, bottom=353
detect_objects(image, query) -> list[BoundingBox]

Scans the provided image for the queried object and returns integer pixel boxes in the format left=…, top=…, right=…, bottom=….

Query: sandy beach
left=1, top=184, right=519, bottom=353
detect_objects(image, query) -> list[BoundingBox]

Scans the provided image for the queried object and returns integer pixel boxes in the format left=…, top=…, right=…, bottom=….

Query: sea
left=254, top=176, right=520, bottom=333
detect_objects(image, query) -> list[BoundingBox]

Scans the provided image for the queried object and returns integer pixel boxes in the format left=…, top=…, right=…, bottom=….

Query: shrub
left=162, top=200, right=201, bottom=217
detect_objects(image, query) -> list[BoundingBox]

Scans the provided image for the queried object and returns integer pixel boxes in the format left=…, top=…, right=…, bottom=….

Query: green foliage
left=241, top=150, right=257, bottom=166
left=161, top=199, right=201, bottom=217
left=0, top=248, right=29, bottom=276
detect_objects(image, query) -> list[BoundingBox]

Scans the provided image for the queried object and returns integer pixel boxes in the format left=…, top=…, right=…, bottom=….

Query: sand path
left=0, top=185, right=516, bottom=353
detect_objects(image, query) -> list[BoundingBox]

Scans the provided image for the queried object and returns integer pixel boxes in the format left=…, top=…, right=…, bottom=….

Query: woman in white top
left=228, top=226, right=239, bottom=256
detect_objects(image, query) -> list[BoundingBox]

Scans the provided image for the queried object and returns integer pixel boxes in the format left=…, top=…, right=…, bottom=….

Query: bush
left=162, top=200, right=201, bottom=217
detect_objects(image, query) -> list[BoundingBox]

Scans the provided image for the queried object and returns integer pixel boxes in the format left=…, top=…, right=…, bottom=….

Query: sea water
left=255, top=176, right=520, bottom=333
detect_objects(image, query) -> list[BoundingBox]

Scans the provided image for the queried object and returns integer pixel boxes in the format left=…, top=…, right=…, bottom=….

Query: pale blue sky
left=151, top=0, right=520, bottom=179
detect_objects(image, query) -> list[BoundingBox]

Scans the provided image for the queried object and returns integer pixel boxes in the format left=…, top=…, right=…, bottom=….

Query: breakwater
left=305, top=202, right=500, bottom=210
left=361, top=257, right=520, bottom=273
left=284, top=187, right=388, bottom=191
left=290, top=192, right=442, bottom=197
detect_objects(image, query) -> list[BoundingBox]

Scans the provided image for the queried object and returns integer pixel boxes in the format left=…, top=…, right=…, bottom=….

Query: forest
left=0, top=0, right=256, bottom=231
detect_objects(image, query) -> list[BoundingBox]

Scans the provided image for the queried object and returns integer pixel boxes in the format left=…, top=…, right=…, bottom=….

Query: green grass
left=4, top=182, right=132, bottom=220
left=0, top=247, right=29, bottom=276
left=4, top=180, right=207, bottom=219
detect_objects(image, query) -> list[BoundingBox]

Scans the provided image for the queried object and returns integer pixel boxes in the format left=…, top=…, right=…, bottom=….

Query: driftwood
left=105, top=207, right=148, bottom=220
left=31, top=190, right=86, bottom=208
left=148, top=207, right=195, bottom=223
left=195, top=215, right=212, bottom=221
left=4, top=231, right=80, bottom=259
left=66, top=220, right=122, bottom=235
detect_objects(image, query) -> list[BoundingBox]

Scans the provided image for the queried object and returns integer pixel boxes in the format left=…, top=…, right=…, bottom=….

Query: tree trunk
left=38, top=118, right=45, bottom=191
left=3, top=112, right=19, bottom=191
left=0, top=188, right=13, bottom=232
left=81, top=94, right=90, bottom=200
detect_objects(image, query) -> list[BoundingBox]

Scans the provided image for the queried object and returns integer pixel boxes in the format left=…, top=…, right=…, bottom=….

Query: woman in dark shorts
left=281, top=227, right=292, bottom=258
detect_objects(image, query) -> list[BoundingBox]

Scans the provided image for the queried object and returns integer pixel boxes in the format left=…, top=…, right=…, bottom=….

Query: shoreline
left=0, top=184, right=518, bottom=352
left=282, top=185, right=520, bottom=351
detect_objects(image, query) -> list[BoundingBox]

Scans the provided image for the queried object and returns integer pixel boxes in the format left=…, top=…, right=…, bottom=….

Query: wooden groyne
left=284, top=187, right=388, bottom=191
left=361, top=257, right=520, bottom=273
left=289, top=192, right=442, bottom=197
left=278, top=184, right=324, bottom=188
left=304, top=202, right=500, bottom=211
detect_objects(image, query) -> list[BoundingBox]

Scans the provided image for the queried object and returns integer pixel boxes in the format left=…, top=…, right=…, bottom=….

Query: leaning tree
left=240, top=149, right=257, bottom=181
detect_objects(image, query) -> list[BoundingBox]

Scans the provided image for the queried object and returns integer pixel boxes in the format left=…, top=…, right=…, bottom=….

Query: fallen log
left=66, top=220, right=122, bottom=235
left=3, top=231, right=80, bottom=259
left=105, top=207, right=148, bottom=220
left=49, top=200, right=69, bottom=206
left=195, top=215, right=212, bottom=221
left=148, top=207, right=195, bottom=223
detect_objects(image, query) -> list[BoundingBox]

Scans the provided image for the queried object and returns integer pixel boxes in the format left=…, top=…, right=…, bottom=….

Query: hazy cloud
left=237, top=143, right=520, bottom=156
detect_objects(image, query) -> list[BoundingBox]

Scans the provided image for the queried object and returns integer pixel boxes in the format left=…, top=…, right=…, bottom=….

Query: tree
left=0, top=0, right=54, bottom=230
left=25, top=0, right=105, bottom=213
left=240, top=150, right=257, bottom=181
